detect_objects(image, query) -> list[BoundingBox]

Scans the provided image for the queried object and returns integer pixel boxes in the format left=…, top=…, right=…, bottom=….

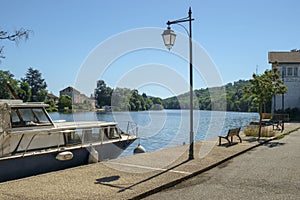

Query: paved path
left=145, top=129, right=300, bottom=200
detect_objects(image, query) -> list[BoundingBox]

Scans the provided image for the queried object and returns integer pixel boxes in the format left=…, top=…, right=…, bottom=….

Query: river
left=49, top=110, right=259, bottom=157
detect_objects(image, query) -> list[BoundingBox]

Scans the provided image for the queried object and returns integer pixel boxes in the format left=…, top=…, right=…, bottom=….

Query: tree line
left=95, top=79, right=264, bottom=113
left=94, top=80, right=163, bottom=111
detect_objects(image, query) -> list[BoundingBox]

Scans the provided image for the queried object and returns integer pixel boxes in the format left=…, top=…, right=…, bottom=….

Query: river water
left=49, top=110, right=259, bottom=157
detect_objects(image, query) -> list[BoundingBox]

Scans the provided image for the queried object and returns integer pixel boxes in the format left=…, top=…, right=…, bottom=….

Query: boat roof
left=54, top=121, right=118, bottom=129
left=0, top=99, right=49, bottom=108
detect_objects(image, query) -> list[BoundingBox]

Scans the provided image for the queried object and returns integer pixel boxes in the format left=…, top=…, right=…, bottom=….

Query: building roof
left=47, top=93, right=58, bottom=99
left=60, top=86, right=80, bottom=94
left=268, top=51, right=300, bottom=64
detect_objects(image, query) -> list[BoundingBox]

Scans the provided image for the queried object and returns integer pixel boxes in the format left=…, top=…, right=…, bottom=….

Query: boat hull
left=0, top=139, right=135, bottom=182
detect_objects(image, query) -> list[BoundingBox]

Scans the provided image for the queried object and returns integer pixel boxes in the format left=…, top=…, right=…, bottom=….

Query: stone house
left=59, top=86, right=95, bottom=110
left=268, top=51, right=300, bottom=110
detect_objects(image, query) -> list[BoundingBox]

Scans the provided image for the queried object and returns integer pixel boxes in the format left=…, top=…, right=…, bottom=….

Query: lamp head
left=162, top=26, right=176, bottom=50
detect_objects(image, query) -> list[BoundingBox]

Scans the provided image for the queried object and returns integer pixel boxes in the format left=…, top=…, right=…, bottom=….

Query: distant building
left=268, top=51, right=300, bottom=110
left=59, top=86, right=95, bottom=110
left=60, top=87, right=81, bottom=104
left=46, top=93, right=59, bottom=104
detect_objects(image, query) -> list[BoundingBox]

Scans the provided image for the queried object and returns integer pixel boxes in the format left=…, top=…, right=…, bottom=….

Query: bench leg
left=225, top=137, right=231, bottom=145
left=219, top=136, right=231, bottom=146
left=237, top=135, right=242, bottom=143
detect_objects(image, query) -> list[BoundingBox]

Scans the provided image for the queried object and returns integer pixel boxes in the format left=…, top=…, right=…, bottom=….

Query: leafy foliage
left=245, top=69, right=287, bottom=103
left=58, top=95, right=72, bottom=111
left=21, top=67, right=47, bottom=102
left=163, top=80, right=256, bottom=112
left=45, top=98, right=58, bottom=112
left=94, top=80, right=113, bottom=108
left=0, top=70, right=18, bottom=99
left=244, top=68, right=287, bottom=137
left=0, top=69, right=48, bottom=102
left=17, top=81, right=31, bottom=102
left=95, top=80, right=163, bottom=111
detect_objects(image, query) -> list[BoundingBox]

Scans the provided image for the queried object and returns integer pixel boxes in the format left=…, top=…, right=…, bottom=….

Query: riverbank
left=0, top=122, right=298, bottom=199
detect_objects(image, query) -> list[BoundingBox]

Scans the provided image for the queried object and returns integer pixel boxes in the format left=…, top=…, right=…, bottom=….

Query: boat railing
left=117, top=121, right=138, bottom=138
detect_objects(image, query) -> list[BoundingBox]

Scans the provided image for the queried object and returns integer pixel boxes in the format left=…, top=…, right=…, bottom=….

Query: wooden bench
left=219, top=127, right=242, bottom=146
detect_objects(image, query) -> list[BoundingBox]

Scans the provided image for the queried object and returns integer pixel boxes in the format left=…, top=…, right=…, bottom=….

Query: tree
left=245, top=68, right=287, bottom=138
left=129, top=89, right=142, bottom=111
left=94, top=80, right=113, bottom=107
left=58, top=95, right=72, bottom=111
left=0, top=28, right=30, bottom=60
left=0, top=70, right=19, bottom=99
left=17, top=81, right=31, bottom=102
left=149, top=96, right=163, bottom=110
left=21, top=67, right=47, bottom=102
left=111, top=87, right=131, bottom=111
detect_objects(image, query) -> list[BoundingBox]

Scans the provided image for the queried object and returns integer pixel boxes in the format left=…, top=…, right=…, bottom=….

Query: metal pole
left=282, top=73, right=285, bottom=131
left=188, top=7, right=194, bottom=160
left=164, top=8, right=195, bottom=160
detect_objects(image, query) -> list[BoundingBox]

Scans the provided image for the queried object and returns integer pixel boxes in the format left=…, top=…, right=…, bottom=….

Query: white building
left=268, top=51, right=300, bottom=110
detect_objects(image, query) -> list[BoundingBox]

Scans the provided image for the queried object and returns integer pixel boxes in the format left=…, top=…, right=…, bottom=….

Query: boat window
left=64, top=130, right=82, bottom=145
left=81, top=128, right=101, bottom=144
left=19, top=108, right=36, bottom=122
left=102, top=126, right=121, bottom=139
left=32, top=108, right=50, bottom=123
left=11, top=108, right=53, bottom=128
left=11, top=109, right=21, bottom=123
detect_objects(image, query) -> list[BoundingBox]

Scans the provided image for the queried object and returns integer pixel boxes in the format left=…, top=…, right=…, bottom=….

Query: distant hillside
left=162, top=79, right=259, bottom=112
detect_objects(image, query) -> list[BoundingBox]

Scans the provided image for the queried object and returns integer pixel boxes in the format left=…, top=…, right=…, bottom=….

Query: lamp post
left=162, top=7, right=195, bottom=160
left=281, top=70, right=285, bottom=131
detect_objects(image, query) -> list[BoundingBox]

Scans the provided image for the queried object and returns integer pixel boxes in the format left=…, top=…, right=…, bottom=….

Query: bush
left=244, top=125, right=275, bottom=137
left=46, top=106, right=58, bottom=112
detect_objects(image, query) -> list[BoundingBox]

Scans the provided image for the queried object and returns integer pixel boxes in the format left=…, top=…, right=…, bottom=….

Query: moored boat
left=0, top=99, right=137, bottom=182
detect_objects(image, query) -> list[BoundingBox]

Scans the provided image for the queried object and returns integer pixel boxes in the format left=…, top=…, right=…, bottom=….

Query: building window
left=282, top=67, right=286, bottom=77
left=287, top=67, right=293, bottom=76
left=294, top=67, right=298, bottom=77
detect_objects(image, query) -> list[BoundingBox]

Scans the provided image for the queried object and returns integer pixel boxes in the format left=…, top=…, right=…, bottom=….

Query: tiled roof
left=268, top=51, right=300, bottom=63
left=60, top=86, right=80, bottom=94
left=47, top=93, right=58, bottom=99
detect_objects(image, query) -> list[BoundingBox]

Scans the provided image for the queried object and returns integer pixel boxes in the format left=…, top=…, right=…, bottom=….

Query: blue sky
left=1, top=0, right=300, bottom=98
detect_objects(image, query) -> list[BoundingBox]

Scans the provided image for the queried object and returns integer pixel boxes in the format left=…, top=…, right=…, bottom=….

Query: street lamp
left=162, top=7, right=195, bottom=160
left=281, top=70, right=285, bottom=131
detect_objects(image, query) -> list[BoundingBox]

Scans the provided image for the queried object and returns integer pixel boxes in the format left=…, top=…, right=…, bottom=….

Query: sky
left=1, top=0, right=300, bottom=98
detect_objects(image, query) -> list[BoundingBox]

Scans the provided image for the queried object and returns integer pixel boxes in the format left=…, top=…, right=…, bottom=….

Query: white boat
left=0, top=99, right=137, bottom=182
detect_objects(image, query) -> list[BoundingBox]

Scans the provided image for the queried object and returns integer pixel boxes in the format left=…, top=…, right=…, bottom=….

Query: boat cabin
left=0, top=100, right=129, bottom=158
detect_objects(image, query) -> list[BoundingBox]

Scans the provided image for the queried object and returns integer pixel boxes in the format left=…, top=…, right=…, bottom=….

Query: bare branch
left=0, top=46, right=5, bottom=60
left=0, top=28, right=31, bottom=42
left=0, top=28, right=32, bottom=61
